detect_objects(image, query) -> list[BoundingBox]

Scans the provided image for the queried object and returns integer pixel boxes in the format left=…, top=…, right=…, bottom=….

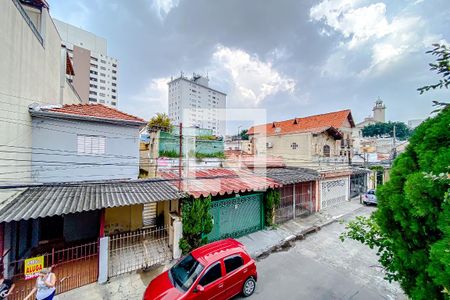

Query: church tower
left=373, top=98, right=386, bottom=123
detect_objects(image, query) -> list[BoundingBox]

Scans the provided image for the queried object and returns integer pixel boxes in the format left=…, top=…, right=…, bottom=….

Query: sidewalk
left=238, top=196, right=365, bottom=259
left=57, top=197, right=365, bottom=300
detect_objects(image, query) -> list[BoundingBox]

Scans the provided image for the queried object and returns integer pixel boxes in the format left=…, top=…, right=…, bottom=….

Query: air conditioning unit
left=266, top=142, right=273, bottom=149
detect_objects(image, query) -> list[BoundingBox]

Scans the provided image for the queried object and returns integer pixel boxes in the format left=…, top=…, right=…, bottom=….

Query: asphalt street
left=238, top=206, right=406, bottom=300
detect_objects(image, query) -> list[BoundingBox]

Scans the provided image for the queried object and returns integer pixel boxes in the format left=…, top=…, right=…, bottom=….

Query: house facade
left=0, top=104, right=186, bottom=299
left=248, top=110, right=355, bottom=165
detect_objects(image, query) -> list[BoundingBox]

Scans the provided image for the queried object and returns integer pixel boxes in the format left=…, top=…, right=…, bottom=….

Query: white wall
left=0, top=1, right=80, bottom=186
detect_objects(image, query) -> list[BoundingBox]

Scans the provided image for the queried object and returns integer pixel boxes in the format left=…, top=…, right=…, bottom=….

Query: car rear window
left=224, top=255, right=244, bottom=273
left=199, top=263, right=222, bottom=286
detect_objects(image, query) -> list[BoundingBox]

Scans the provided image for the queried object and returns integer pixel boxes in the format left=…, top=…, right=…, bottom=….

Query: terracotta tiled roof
left=47, top=104, right=145, bottom=123
left=159, top=168, right=281, bottom=198
left=248, top=109, right=354, bottom=136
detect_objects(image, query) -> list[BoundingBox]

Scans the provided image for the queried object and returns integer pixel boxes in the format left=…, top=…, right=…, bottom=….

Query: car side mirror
left=195, top=285, right=204, bottom=293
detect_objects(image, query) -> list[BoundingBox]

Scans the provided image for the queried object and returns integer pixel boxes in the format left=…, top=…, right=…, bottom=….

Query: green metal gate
left=207, top=194, right=264, bottom=242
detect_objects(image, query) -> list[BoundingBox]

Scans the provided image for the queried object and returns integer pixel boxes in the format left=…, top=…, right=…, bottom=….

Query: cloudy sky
left=49, top=0, right=449, bottom=132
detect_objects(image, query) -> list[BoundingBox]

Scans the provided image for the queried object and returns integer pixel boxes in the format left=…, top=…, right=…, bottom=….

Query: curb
left=254, top=205, right=365, bottom=261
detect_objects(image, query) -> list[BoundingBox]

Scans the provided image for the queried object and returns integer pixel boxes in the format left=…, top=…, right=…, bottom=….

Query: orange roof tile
left=247, top=109, right=354, bottom=136
left=159, top=168, right=281, bottom=198
left=48, top=104, right=145, bottom=123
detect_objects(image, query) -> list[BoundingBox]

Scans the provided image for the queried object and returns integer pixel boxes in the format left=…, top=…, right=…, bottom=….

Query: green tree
left=361, top=121, right=412, bottom=140
left=341, top=44, right=450, bottom=299
left=179, top=196, right=213, bottom=254
left=341, top=107, right=450, bottom=299
left=148, top=113, right=173, bottom=132
left=239, top=129, right=249, bottom=140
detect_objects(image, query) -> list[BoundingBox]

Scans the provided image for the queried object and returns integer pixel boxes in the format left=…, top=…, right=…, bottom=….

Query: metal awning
left=0, top=179, right=186, bottom=222
left=252, top=167, right=320, bottom=185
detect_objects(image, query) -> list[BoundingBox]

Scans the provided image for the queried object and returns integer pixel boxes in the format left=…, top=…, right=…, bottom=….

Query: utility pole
left=178, top=123, right=183, bottom=191
left=237, top=125, right=242, bottom=152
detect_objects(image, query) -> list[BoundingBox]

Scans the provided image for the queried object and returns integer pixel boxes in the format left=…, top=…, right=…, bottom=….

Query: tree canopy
left=341, top=44, right=450, bottom=299
left=239, top=129, right=249, bottom=140
left=361, top=121, right=412, bottom=140
left=147, top=113, right=173, bottom=132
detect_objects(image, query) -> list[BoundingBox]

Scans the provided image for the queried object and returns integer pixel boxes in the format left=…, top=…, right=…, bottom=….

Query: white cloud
left=125, top=77, right=170, bottom=121
left=310, top=0, right=438, bottom=75
left=151, top=0, right=180, bottom=20
left=210, top=45, right=296, bottom=106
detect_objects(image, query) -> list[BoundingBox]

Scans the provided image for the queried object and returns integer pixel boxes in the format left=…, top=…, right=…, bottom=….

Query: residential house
left=159, top=168, right=280, bottom=242
left=248, top=109, right=355, bottom=165
left=0, top=0, right=82, bottom=191
left=248, top=109, right=357, bottom=209
left=252, top=167, right=320, bottom=224
left=0, top=104, right=185, bottom=299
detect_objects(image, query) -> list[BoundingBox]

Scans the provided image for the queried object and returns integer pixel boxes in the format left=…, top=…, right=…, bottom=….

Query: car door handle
left=218, top=283, right=224, bottom=288
left=243, top=268, right=248, bottom=274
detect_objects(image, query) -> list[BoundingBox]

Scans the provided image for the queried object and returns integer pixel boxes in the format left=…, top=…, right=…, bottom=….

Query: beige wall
left=72, top=45, right=91, bottom=103
left=104, top=205, right=144, bottom=235
left=0, top=1, right=80, bottom=187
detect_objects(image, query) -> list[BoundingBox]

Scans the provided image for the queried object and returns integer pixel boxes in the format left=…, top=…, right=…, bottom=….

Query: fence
left=108, top=226, right=170, bottom=277
left=276, top=182, right=316, bottom=224
left=5, top=241, right=98, bottom=300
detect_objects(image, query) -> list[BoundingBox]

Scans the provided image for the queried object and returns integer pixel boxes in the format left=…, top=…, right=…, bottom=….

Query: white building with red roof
left=28, top=103, right=146, bottom=183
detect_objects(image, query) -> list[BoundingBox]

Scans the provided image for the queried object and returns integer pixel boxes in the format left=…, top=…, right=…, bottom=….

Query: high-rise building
left=168, top=73, right=226, bottom=136
left=54, top=19, right=119, bottom=107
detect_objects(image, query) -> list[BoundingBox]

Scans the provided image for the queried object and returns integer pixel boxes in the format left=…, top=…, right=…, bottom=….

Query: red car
left=144, top=238, right=258, bottom=300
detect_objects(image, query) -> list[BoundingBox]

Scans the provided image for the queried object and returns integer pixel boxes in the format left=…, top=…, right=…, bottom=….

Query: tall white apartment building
left=168, top=74, right=226, bottom=137
left=54, top=19, right=119, bottom=107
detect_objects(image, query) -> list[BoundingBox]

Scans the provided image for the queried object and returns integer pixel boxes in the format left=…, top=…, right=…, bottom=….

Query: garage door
left=207, top=194, right=264, bottom=242
left=320, top=177, right=349, bottom=209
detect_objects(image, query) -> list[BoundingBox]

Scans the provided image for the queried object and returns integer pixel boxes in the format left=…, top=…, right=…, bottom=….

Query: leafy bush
left=264, top=189, right=280, bottom=226
left=341, top=107, right=450, bottom=299
left=180, top=196, right=213, bottom=254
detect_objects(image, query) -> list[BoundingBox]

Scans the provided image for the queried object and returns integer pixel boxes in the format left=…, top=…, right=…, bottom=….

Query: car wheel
left=242, top=277, right=256, bottom=297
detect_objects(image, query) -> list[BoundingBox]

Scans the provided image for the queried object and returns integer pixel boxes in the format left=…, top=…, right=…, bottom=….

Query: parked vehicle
left=143, top=238, right=257, bottom=300
left=363, top=189, right=377, bottom=205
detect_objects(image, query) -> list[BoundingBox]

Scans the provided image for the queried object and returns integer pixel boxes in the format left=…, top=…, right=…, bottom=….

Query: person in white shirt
left=24, top=268, right=56, bottom=300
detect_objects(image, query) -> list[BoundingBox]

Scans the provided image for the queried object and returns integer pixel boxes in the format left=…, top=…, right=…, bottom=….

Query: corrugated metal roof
left=159, top=168, right=281, bottom=198
left=351, top=167, right=371, bottom=175
left=0, top=179, right=185, bottom=222
left=252, top=167, right=319, bottom=185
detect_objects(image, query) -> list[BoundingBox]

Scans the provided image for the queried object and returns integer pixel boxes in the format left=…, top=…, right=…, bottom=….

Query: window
left=90, top=64, right=98, bottom=68
left=77, top=135, right=105, bottom=154
left=112, top=95, right=116, bottom=99
left=90, top=77, right=98, bottom=82
left=323, top=145, right=330, bottom=157
left=199, top=263, right=221, bottom=286
left=99, top=100, right=105, bottom=103
left=112, top=76, right=117, bottom=80
left=291, top=142, right=298, bottom=150
left=90, top=70, right=98, bottom=75
left=100, top=66, right=106, bottom=70
left=90, top=84, right=97, bottom=88
left=170, top=255, right=204, bottom=292
left=100, top=79, right=106, bottom=84
left=91, top=57, right=98, bottom=61
left=112, top=63, right=117, bottom=67
left=99, top=93, right=105, bottom=97
left=89, top=91, right=97, bottom=95
left=112, top=89, right=116, bottom=93
left=100, top=86, right=106, bottom=90
left=224, top=255, right=244, bottom=273
left=101, top=59, right=106, bottom=63
left=111, top=101, right=117, bottom=106
left=112, top=70, right=117, bottom=74
left=100, top=73, right=106, bottom=77
left=89, top=97, right=97, bottom=102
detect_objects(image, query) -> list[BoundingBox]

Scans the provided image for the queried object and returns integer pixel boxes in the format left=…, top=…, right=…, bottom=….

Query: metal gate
left=320, top=177, right=349, bottom=209
left=108, top=226, right=170, bottom=277
left=276, top=182, right=316, bottom=224
left=350, top=173, right=367, bottom=198
left=207, top=194, right=264, bottom=242
left=5, top=241, right=98, bottom=300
